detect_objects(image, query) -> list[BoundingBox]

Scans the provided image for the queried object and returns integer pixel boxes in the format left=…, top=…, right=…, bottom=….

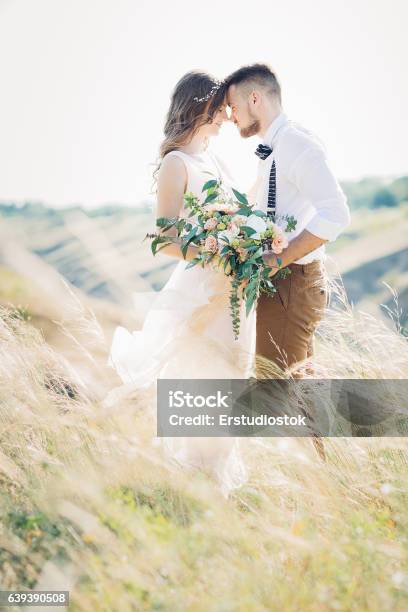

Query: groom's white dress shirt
left=255, top=113, right=351, bottom=264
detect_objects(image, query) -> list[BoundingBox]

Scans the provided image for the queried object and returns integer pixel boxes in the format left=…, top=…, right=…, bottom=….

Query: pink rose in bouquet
left=271, top=230, right=289, bottom=254
left=203, top=235, right=218, bottom=254
left=204, top=217, right=218, bottom=231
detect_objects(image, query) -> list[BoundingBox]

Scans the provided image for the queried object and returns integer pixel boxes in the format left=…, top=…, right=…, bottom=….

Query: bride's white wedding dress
left=108, top=149, right=256, bottom=496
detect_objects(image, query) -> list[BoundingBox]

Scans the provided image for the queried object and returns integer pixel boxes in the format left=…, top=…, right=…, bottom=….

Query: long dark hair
left=153, top=71, right=226, bottom=186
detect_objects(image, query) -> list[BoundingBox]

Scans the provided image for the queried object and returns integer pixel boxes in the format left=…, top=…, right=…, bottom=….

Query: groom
left=225, top=63, right=350, bottom=377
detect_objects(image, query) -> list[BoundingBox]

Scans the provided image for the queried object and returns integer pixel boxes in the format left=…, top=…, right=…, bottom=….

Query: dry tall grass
left=0, top=273, right=408, bottom=611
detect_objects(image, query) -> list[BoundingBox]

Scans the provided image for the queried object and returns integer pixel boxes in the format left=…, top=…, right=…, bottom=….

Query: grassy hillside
left=1, top=187, right=408, bottom=609
left=326, top=203, right=408, bottom=333
left=0, top=201, right=173, bottom=302
left=0, top=297, right=407, bottom=610
left=0, top=263, right=140, bottom=395
left=1, top=176, right=407, bottom=306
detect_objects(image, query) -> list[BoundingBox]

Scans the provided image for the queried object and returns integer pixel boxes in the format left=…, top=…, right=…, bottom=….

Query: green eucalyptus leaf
left=204, top=192, right=219, bottom=204
left=202, top=179, right=218, bottom=192
left=232, top=188, right=249, bottom=205
left=180, top=242, right=189, bottom=259
left=236, top=207, right=252, bottom=215
left=155, top=216, right=174, bottom=228
left=245, top=289, right=257, bottom=316
left=240, top=226, right=257, bottom=237
left=152, top=240, right=173, bottom=255
left=252, top=210, right=267, bottom=217
left=185, top=257, right=201, bottom=269
left=151, top=235, right=175, bottom=255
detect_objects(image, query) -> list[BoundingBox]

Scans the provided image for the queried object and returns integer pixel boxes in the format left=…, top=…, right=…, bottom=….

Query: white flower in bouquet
left=217, top=224, right=240, bottom=247
left=232, top=215, right=248, bottom=227
left=244, top=214, right=268, bottom=239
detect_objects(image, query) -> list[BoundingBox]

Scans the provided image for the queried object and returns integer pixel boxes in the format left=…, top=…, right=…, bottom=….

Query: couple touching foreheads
left=111, top=62, right=351, bottom=384
left=108, top=63, right=350, bottom=492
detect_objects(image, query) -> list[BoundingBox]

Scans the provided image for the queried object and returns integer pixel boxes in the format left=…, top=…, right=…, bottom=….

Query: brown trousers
left=256, top=260, right=328, bottom=375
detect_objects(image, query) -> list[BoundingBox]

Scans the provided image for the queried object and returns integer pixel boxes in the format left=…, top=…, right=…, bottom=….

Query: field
left=0, top=199, right=407, bottom=610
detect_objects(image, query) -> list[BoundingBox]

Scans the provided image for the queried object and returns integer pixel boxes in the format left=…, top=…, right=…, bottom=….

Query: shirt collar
left=262, top=112, right=288, bottom=148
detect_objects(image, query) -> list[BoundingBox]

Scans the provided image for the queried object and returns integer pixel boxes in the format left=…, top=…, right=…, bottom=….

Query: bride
left=108, top=71, right=256, bottom=496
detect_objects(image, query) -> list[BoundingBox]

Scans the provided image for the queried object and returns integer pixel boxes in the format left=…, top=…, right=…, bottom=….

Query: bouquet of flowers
left=145, top=179, right=297, bottom=339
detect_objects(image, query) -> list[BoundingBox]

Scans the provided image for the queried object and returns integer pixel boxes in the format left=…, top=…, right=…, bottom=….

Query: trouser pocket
left=303, top=273, right=328, bottom=322
left=275, top=274, right=292, bottom=311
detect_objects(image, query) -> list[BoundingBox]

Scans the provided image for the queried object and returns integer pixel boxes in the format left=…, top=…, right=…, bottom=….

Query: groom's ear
left=249, top=90, right=261, bottom=106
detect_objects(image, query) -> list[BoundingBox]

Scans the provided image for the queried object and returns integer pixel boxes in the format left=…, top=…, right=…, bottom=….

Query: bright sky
left=1, top=0, right=407, bottom=208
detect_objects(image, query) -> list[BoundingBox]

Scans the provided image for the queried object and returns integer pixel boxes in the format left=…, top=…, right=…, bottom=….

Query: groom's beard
left=239, top=109, right=261, bottom=138
left=239, top=119, right=260, bottom=138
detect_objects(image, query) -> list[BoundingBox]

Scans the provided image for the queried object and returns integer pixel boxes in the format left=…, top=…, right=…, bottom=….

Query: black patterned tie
left=254, top=144, right=276, bottom=221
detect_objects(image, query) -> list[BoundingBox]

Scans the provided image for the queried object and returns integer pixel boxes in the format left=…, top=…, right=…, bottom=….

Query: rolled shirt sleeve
left=288, top=145, right=351, bottom=242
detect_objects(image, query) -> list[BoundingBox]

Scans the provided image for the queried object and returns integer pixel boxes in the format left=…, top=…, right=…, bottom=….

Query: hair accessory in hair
left=193, top=79, right=224, bottom=103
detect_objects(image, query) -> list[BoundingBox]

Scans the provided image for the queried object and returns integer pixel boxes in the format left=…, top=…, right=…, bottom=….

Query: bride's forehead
left=217, top=102, right=231, bottom=116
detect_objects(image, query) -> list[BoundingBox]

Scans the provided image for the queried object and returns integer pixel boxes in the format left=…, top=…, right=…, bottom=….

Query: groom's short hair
left=225, top=63, right=281, bottom=104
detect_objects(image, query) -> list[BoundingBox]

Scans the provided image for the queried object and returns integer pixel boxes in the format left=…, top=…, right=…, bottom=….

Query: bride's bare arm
left=155, top=155, right=200, bottom=262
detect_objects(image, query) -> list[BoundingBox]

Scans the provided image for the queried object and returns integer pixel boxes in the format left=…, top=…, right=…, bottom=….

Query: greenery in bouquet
left=145, top=178, right=297, bottom=339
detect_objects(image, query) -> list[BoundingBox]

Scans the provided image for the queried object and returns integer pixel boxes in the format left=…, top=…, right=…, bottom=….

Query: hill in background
left=0, top=175, right=407, bottom=335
